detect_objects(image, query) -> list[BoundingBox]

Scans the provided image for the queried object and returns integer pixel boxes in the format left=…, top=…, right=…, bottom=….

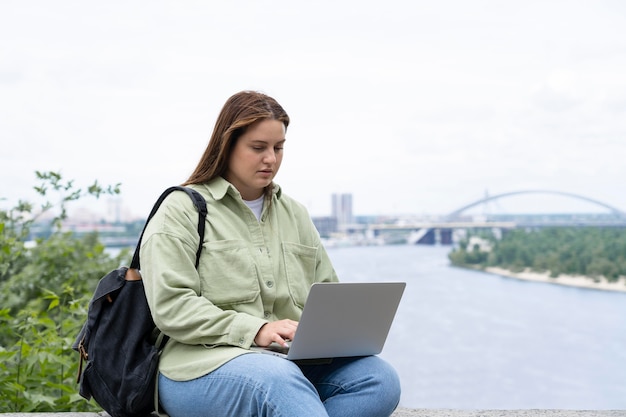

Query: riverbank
left=484, top=266, right=626, bottom=293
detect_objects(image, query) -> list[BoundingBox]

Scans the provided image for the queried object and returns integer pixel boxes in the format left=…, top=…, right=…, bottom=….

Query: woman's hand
left=254, top=319, right=298, bottom=348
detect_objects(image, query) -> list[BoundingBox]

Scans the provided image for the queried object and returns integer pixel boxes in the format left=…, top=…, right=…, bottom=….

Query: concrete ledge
left=393, top=411, right=626, bottom=416
left=1, top=410, right=625, bottom=417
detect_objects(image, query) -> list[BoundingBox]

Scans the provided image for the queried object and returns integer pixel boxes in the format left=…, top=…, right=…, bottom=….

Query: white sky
left=2, top=0, right=626, bottom=219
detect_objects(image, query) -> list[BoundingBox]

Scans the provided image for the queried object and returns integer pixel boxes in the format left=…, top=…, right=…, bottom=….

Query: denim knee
left=300, top=356, right=401, bottom=417
left=372, top=357, right=402, bottom=411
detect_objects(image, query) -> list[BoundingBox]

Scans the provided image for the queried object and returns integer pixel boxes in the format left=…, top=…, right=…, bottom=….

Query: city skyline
left=59, top=187, right=625, bottom=224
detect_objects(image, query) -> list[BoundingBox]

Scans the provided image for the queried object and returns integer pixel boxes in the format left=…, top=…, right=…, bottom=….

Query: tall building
left=332, top=193, right=353, bottom=231
left=105, top=198, right=123, bottom=223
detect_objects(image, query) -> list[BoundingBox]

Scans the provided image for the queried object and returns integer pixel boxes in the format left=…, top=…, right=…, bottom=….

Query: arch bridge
left=445, top=189, right=625, bottom=221
left=366, top=190, right=626, bottom=245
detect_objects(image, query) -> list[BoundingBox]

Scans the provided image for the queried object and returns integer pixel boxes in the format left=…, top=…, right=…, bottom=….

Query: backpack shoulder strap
left=129, top=186, right=207, bottom=270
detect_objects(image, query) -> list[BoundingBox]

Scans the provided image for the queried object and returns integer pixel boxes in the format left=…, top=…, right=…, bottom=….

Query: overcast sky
left=2, top=1, right=625, bottom=219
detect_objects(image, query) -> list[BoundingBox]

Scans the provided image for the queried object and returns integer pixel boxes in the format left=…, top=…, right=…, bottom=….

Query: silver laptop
left=251, top=282, right=406, bottom=361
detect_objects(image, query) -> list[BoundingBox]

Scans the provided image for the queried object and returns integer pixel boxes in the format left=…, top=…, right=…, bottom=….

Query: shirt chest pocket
left=282, top=242, right=318, bottom=309
left=198, top=240, right=260, bottom=307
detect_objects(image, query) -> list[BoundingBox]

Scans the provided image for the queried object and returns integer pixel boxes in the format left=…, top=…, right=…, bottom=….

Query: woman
left=140, top=90, right=401, bottom=417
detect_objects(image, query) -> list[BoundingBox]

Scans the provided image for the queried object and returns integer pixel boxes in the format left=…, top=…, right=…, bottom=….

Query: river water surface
left=326, top=244, right=626, bottom=410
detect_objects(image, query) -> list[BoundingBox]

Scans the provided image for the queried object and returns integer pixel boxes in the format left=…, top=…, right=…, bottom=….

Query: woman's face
left=225, top=119, right=286, bottom=200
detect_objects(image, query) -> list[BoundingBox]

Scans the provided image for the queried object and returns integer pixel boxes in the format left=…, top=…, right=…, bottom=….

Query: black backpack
left=72, top=186, right=207, bottom=417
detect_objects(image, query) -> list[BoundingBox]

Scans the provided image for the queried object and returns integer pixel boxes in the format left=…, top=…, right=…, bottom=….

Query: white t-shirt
left=243, top=195, right=264, bottom=221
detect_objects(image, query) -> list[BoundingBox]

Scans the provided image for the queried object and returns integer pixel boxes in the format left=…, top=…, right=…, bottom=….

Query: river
left=326, top=244, right=626, bottom=410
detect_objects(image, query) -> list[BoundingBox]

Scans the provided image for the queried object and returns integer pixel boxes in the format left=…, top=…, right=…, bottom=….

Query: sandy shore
left=484, top=266, right=626, bottom=293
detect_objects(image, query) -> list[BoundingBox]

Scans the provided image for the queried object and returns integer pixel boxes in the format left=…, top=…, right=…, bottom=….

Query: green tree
left=449, top=226, right=626, bottom=284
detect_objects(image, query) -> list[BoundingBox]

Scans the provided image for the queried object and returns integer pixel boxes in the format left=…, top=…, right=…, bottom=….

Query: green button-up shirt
left=140, top=177, right=338, bottom=380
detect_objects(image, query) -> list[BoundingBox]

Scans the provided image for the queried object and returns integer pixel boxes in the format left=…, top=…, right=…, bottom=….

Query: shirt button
left=238, top=337, right=245, bottom=345
left=266, top=281, right=274, bottom=288
left=264, top=311, right=271, bottom=318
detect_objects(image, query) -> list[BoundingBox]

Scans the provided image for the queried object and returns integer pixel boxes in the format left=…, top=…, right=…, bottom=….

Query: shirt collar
left=204, top=177, right=282, bottom=201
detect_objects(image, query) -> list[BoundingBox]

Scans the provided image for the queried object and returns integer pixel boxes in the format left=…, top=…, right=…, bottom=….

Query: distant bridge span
left=446, top=190, right=626, bottom=219
left=361, top=190, right=625, bottom=245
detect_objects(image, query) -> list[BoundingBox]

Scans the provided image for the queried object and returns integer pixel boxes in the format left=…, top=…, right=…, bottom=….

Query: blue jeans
left=158, top=353, right=401, bottom=417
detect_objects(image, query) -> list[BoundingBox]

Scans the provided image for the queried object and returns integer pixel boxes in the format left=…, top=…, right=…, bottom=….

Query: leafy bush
left=0, top=171, right=130, bottom=412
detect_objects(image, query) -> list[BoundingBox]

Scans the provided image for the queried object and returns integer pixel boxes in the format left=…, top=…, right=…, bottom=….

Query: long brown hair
left=183, top=91, right=290, bottom=194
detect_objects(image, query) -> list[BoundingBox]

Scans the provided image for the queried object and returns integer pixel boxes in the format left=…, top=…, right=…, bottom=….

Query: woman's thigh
left=158, top=353, right=328, bottom=417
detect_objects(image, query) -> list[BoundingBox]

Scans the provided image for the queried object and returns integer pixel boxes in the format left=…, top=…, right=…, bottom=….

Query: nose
left=263, top=149, right=277, bottom=164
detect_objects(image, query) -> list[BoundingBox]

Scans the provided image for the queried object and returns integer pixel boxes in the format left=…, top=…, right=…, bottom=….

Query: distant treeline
left=448, top=227, right=626, bottom=281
